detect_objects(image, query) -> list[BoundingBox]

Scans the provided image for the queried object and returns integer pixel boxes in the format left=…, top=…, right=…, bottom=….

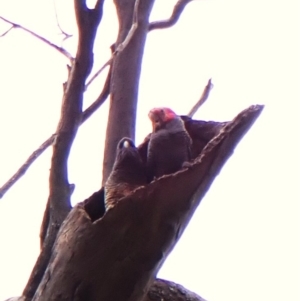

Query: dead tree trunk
left=31, top=106, right=263, bottom=301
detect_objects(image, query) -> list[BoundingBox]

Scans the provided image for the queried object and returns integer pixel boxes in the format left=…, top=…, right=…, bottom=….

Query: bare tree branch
left=83, top=67, right=111, bottom=122
left=115, top=0, right=140, bottom=53
left=0, top=0, right=205, bottom=202
left=95, top=0, right=106, bottom=12
left=0, top=25, right=13, bottom=37
left=0, top=135, right=56, bottom=199
left=0, top=16, right=73, bottom=60
left=85, top=58, right=111, bottom=88
left=0, top=67, right=208, bottom=201
left=85, top=0, right=195, bottom=88
left=149, top=0, right=193, bottom=31
left=86, top=0, right=141, bottom=89
left=188, top=78, right=213, bottom=118
left=0, top=66, right=110, bottom=201
left=0, top=4, right=143, bottom=202
left=52, top=0, right=73, bottom=41
left=87, top=0, right=142, bottom=87
left=23, top=1, right=106, bottom=299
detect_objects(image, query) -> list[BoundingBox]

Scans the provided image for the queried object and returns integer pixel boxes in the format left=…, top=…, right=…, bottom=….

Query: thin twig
left=85, top=58, right=111, bottom=88
left=149, top=0, right=193, bottom=31
left=187, top=78, right=213, bottom=118
left=0, top=135, right=56, bottom=199
left=0, top=25, right=13, bottom=37
left=83, top=67, right=111, bottom=122
left=0, top=68, right=111, bottom=200
left=0, top=16, right=73, bottom=61
left=53, top=0, right=73, bottom=41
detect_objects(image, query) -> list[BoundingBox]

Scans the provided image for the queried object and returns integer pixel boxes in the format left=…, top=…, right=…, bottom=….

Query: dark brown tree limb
left=22, top=1, right=105, bottom=299
left=188, top=78, right=213, bottom=118
left=102, top=0, right=156, bottom=185
left=31, top=105, right=263, bottom=301
left=149, top=0, right=193, bottom=31
left=0, top=16, right=73, bottom=60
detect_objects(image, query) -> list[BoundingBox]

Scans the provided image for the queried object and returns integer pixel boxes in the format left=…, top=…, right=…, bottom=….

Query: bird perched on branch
left=147, top=107, right=192, bottom=181
left=105, top=137, right=147, bottom=210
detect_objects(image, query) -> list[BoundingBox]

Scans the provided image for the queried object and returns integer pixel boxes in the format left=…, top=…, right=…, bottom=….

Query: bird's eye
left=123, top=140, right=130, bottom=148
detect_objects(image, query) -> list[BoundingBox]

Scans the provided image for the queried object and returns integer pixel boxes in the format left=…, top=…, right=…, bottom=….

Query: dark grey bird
left=147, top=107, right=192, bottom=181
left=105, top=137, right=147, bottom=210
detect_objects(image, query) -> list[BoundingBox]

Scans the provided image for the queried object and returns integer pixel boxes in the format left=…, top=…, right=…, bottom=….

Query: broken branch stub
left=33, top=105, right=263, bottom=301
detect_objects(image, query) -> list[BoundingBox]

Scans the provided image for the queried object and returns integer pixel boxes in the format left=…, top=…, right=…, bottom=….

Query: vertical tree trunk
left=102, top=0, right=155, bottom=184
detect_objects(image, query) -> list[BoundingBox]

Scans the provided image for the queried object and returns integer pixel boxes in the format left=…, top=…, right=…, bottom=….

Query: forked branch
left=23, top=1, right=106, bottom=299
left=0, top=16, right=73, bottom=60
left=0, top=0, right=198, bottom=200
left=85, top=59, right=111, bottom=88
left=1, top=0, right=145, bottom=197
left=52, top=0, right=73, bottom=41
left=87, top=0, right=141, bottom=87
left=83, top=67, right=111, bottom=122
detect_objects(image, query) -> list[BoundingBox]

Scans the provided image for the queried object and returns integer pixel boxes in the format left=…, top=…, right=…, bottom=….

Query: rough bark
left=102, top=0, right=155, bottom=184
left=23, top=1, right=105, bottom=299
left=31, top=105, right=263, bottom=301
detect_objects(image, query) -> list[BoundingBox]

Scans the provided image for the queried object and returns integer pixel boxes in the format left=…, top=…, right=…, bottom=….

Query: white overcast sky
left=0, top=0, right=299, bottom=300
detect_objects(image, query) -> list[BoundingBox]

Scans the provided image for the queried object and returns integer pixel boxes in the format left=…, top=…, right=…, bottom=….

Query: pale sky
left=0, top=0, right=299, bottom=300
